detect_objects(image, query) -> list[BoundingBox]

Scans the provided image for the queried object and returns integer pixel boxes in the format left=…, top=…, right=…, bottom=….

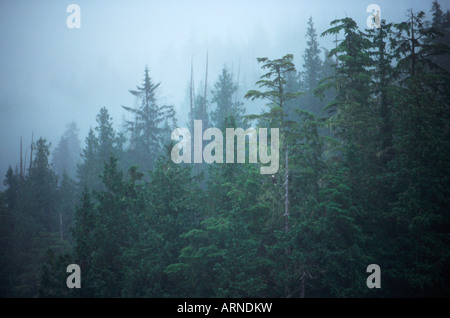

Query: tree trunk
left=20, top=136, right=23, bottom=176
left=29, top=132, right=34, bottom=170
left=60, top=212, right=63, bottom=240
left=284, top=145, right=290, bottom=233
left=300, top=275, right=305, bottom=298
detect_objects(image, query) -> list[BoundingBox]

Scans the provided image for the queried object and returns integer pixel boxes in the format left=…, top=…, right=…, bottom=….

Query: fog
left=0, top=0, right=447, bottom=183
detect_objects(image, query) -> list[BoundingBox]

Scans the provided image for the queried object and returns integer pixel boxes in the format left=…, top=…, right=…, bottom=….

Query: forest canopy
left=0, top=1, right=449, bottom=298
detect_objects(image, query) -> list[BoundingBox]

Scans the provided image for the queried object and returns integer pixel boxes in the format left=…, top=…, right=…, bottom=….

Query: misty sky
left=0, top=0, right=448, bottom=183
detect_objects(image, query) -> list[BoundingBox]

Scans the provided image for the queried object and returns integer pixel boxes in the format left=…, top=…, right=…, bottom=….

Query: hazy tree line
left=1, top=2, right=449, bottom=297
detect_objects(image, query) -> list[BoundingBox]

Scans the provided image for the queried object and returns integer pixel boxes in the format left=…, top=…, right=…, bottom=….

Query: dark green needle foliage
left=0, top=2, right=449, bottom=298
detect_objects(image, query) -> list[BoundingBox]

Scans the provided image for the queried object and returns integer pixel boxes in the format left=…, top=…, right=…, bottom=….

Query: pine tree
left=0, top=179, right=14, bottom=296
left=4, top=137, right=69, bottom=297
left=210, top=67, right=245, bottom=130
left=90, top=155, right=135, bottom=297
left=38, top=249, right=74, bottom=297
left=427, top=1, right=450, bottom=72
left=384, top=9, right=450, bottom=296
left=124, top=150, right=202, bottom=297
left=27, top=138, right=59, bottom=232
left=299, top=17, right=323, bottom=116
left=166, top=160, right=273, bottom=297
left=96, top=107, right=117, bottom=162
left=71, top=188, right=96, bottom=297
left=77, top=127, right=101, bottom=191
left=52, top=122, right=81, bottom=181
left=189, top=91, right=210, bottom=134
left=77, top=107, right=119, bottom=192
left=367, top=20, right=396, bottom=160
left=314, top=17, right=378, bottom=296
left=122, top=67, right=177, bottom=172
left=321, top=17, right=378, bottom=194
left=245, top=54, right=304, bottom=296
left=56, top=173, right=77, bottom=242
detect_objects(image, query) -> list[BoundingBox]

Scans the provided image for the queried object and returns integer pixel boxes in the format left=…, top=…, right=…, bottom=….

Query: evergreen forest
left=1, top=1, right=449, bottom=298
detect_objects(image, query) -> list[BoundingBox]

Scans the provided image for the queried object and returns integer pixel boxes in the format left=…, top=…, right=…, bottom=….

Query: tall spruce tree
left=210, top=67, right=245, bottom=130
left=317, top=17, right=378, bottom=296
left=77, top=107, right=119, bottom=192
left=122, top=67, right=177, bottom=172
left=77, top=127, right=100, bottom=191
left=52, top=122, right=81, bottom=181
left=384, top=9, right=450, bottom=296
left=245, top=54, right=304, bottom=296
left=300, top=17, right=324, bottom=116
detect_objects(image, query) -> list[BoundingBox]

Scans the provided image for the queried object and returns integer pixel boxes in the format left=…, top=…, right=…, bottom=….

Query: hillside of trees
left=1, top=2, right=449, bottom=297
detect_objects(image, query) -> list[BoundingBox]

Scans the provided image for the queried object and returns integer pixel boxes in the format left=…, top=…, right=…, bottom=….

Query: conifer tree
left=77, top=107, right=119, bottom=191
left=300, top=17, right=324, bottom=116
left=210, top=67, right=245, bottom=130
left=52, top=122, right=81, bottom=181
left=77, top=128, right=100, bottom=191
left=245, top=54, right=304, bottom=296
left=122, top=67, right=177, bottom=172
left=384, top=9, right=450, bottom=295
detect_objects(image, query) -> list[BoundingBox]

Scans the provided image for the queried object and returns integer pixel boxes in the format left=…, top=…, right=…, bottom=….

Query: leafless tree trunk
left=204, top=51, right=208, bottom=112
left=60, top=212, right=63, bottom=240
left=190, top=56, right=194, bottom=130
left=20, top=136, right=23, bottom=176
left=284, top=145, right=290, bottom=233
left=29, top=132, right=34, bottom=170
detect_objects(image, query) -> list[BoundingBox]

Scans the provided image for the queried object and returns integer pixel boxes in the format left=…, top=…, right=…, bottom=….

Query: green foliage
left=52, top=122, right=81, bottom=181
left=1, top=2, right=449, bottom=298
left=0, top=138, right=72, bottom=297
left=210, top=67, right=245, bottom=130
left=77, top=108, right=120, bottom=192
left=122, top=66, right=177, bottom=172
